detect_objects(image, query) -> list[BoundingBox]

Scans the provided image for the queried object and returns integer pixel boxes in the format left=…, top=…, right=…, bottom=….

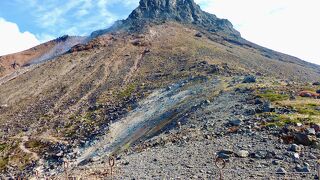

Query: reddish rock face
left=0, top=36, right=85, bottom=78
left=298, top=91, right=320, bottom=98
left=69, top=35, right=116, bottom=53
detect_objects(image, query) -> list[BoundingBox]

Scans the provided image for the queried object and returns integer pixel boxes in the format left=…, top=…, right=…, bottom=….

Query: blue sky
left=0, top=0, right=139, bottom=41
left=0, top=0, right=319, bottom=65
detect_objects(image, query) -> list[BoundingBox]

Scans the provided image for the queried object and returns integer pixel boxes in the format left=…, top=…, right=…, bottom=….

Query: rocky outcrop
left=91, top=0, right=240, bottom=38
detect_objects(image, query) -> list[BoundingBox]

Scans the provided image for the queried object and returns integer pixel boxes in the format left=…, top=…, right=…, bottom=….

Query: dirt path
left=19, top=136, right=39, bottom=160
left=0, top=66, right=35, bottom=86
left=123, top=49, right=145, bottom=84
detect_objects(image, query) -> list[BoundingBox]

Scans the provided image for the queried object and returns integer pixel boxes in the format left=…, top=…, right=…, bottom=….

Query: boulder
left=262, top=101, right=275, bottom=112
left=235, top=150, right=249, bottom=158
left=299, top=91, right=312, bottom=97
left=228, top=119, right=242, bottom=126
left=219, top=149, right=234, bottom=155
left=90, top=156, right=100, bottom=162
left=293, top=153, right=300, bottom=160
left=217, top=153, right=230, bottom=159
left=195, top=32, right=203, bottom=37
left=251, top=150, right=274, bottom=159
left=276, top=167, right=287, bottom=175
left=306, top=128, right=316, bottom=135
left=298, top=91, right=319, bottom=98
left=294, top=133, right=317, bottom=146
left=288, top=144, right=301, bottom=152
left=254, top=99, right=263, bottom=105
left=311, top=123, right=320, bottom=132
left=295, top=164, right=310, bottom=173
left=243, top=75, right=256, bottom=83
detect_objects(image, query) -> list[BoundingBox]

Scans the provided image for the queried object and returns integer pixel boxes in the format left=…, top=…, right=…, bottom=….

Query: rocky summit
left=0, top=0, right=320, bottom=179
left=91, top=0, right=240, bottom=39
left=129, top=0, right=240, bottom=36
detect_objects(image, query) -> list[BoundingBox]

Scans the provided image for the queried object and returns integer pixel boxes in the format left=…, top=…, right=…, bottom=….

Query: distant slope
left=0, top=35, right=85, bottom=77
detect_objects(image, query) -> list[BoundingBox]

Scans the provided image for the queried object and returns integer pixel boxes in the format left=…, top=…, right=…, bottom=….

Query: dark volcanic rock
left=243, top=75, right=256, bottom=83
left=91, top=0, right=240, bottom=38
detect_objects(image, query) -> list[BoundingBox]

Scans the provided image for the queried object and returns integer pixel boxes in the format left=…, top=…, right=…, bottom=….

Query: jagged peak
left=91, top=0, right=240, bottom=39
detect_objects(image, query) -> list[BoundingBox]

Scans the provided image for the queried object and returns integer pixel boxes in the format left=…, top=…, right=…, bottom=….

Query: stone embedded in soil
left=306, top=128, right=316, bottom=135
left=276, top=167, right=287, bottom=175
left=235, top=150, right=249, bottom=158
left=294, top=133, right=317, bottom=146
left=219, top=149, right=234, bottom=155
left=293, top=153, right=300, bottom=160
left=289, top=144, right=301, bottom=152
left=295, top=164, right=311, bottom=173
left=242, top=75, right=256, bottom=83
left=228, top=119, right=242, bottom=126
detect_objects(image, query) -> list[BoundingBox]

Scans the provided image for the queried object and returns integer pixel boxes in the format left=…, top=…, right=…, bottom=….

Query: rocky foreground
left=37, top=76, right=320, bottom=180
left=1, top=0, right=320, bottom=179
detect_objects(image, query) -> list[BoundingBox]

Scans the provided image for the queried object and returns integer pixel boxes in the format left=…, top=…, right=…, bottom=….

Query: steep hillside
left=0, top=0, right=320, bottom=178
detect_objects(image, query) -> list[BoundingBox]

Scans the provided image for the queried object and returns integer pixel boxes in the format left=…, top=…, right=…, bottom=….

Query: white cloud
left=0, top=18, right=40, bottom=56
left=195, top=0, right=320, bottom=65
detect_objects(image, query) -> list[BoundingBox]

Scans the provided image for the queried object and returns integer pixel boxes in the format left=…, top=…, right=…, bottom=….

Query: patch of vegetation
left=265, top=112, right=319, bottom=127
left=82, top=111, right=97, bottom=123
left=10, top=152, right=32, bottom=171
left=0, top=157, right=8, bottom=171
left=265, top=114, right=302, bottom=127
left=117, top=84, right=137, bottom=99
left=0, top=144, right=6, bottom=152
left=296, top=107, right=320, bottom=116
left=39, top=114, right=53, bottom=121
left=25, top=139, right=43, bottom=149
left=258, top=90, right=289, bottom=102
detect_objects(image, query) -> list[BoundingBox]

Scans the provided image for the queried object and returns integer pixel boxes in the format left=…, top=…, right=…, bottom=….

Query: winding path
left=19, top=136, right=39, bottom=160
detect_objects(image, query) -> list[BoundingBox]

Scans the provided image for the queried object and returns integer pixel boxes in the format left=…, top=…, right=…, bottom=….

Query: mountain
left=0, top=0, right=320, bottom=178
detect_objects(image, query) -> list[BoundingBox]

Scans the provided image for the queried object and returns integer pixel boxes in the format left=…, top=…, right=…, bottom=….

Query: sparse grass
left=263, top=97, right=320, bottom=126
left=277, top=99, right=320, bottom=116
left=83, top=111, right=95, bottom=122
left=0, top=157, right=8, bottom=171
left=297, top=107, right=320, bottom=116
left=25, top=139, right=43, bottom=149
left=117, top=84, right=137, bottom=99
left=258, top=90, right=289, bottom=102
left=264, top=113, right=308, bottom=127
left=39, top=114, right=53, bottom=121
left=0, top=144, right=6, bottom=152
left=9, top=151, right=32, bottom=171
